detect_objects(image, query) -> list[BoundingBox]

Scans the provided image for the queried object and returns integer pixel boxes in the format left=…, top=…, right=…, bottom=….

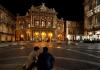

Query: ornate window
left=47, top=21, right=51, bottom=27
left=35, top=21, right=39, bottom=27
left=2, top=24, right=7, bottom=33
left=42, top=21, right=45, bottom=27
left=0, top=25, right=2, bottom=32
left=96, top=13, right=100, bottom=25
left=21, top=25, right=23, bottom=29
left=28, top=24, right=31, bottom=28
left=58, top=26, right=60, bottom=30
left=88, top=16, right=93, bottom=25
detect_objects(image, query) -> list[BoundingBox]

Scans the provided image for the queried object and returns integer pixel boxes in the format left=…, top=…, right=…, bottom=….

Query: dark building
left=0, top=5, right=16, bottom=42
left=84, top=0, right=100, bottom=41
left=66, top=21, right=84, bottom=43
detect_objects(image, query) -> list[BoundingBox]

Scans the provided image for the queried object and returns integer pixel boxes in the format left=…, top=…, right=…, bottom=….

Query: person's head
left=43, top=47, right=48, bottom=53
left=34, top=46, right=39, bottom=51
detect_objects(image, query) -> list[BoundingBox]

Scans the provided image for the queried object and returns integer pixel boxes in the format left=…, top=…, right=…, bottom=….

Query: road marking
left=0, top=56, right=100, bottom=66
left=55, top=56, right=100, bottom=66
left=0, top=64, right=22, bottom=66
left=52, top=47, right=100, bottom=59
left=83, top=49, right=100, bottom=52
left=54, top=47, right=100, bottom=58
left=0, top=56, right=27, bottom=61
left=66, top=49, right=100, bottom=59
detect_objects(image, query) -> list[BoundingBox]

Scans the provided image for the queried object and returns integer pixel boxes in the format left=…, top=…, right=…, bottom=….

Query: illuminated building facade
left=84, top=0, right=100, bottom=41
left=66, top=21, right=83, bottom=42
left=16, top=3, right=64, bottom=42
left=0, top=5, right=15, bottom=42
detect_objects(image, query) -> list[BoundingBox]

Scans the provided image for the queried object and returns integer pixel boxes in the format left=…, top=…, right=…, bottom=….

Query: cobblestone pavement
left=0, top=42, right=100, bottom=70
left=0, top=64, right=66, bottom=70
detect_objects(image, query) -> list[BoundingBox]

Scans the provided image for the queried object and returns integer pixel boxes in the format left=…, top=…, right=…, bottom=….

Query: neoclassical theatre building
left=16, top=3, right=64, bottom=42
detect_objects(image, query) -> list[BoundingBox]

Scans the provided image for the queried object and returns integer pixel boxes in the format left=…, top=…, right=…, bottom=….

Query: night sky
left=0, top=0, right=84, bottom=21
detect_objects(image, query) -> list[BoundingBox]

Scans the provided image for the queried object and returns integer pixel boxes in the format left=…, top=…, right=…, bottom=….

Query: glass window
left=47, top=22, right=51, bottom=27
left=36, top=21, right=39, bottom=26
left=96, top=0, right=100, bottom=5
left=35, top=21, right=39, bottom=27
left=1, top=35, right=6, bottom=41
left=42, top=21, right=45, bottom=27
left=28, top=24, right=31, bottom=28
left=21, top=25, right=23, bottom=29
left=96, top=13, right=100, bottom=24
left=0, top=25, right=2, bottom=32
left=88, top=16, right=93, bottom=25
left=2, top=24, right=7, bottom=33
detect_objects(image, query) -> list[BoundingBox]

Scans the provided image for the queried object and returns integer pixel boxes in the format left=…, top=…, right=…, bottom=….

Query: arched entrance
left=48, top=32, right=53, bottom=42
left=33, top=31, right=53, bottom=42
left=41, top=32, right=46, bottom=41
left=34, top=32, right=39, bottom=41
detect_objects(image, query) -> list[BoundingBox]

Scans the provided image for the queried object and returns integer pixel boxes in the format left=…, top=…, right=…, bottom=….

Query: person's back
left=44, top=52, right=55, bottom=70
left=23, top=46, right=40, bottom=70
left=38, top=47, right=55, bottom=70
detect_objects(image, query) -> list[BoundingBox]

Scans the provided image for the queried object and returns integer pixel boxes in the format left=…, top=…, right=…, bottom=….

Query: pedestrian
left=38, top=47, right=55, bottom=70
left=23, top=46, right=40, bottom=70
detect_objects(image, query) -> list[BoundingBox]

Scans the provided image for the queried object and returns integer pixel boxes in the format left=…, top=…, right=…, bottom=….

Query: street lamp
left=20, top=34, right=24, bottom=41
left=35, top=32, right=39, bottom=37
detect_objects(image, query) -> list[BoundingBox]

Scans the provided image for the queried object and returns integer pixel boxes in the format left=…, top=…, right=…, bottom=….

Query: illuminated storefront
left=16, top=3, right=64, bottom=42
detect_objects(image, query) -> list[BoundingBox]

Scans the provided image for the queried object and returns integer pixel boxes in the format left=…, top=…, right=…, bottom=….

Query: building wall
left=56, top=18, right=64, bottom=41
left=0, top=5, right=16, bottom=42
left=66, top=21, right=83, bottom=41
left=84, top=0, right=100, bottom=41
left=16, top=3, right=64, bottom=42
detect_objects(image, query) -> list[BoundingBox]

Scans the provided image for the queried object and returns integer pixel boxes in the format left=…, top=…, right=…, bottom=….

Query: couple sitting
left=23, top=46, right=55, bottom=70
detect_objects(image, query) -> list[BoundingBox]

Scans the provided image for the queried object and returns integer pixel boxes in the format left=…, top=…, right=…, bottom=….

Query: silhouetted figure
left=23, top=46, right=40, bottom=70
left=38, top=47, right=55, bottom=70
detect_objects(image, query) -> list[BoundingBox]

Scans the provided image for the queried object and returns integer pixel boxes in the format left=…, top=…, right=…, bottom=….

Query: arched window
left=47, top=21, right=51, bottom=27
left=0, top=24, right=2, bottom=32
left=88, top=16, right=93, bottom=25
left=42, top=21, right=45, bottom=27
left=2, top=24, right=7, bottom=33
left=28, top=24, right=31, bottom=28
left=35, top=21, right=39, bottom=27
left=36, top=21, right=39, bottom=26
left=96, top=13, right=100, bottom=25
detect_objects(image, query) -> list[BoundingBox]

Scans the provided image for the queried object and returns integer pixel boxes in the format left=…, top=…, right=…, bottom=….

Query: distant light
left=57, top=46, right=61, bottom=48
left=67, top=34, right=71, bottom=40
left=21, top=34, right=24, bottom=38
